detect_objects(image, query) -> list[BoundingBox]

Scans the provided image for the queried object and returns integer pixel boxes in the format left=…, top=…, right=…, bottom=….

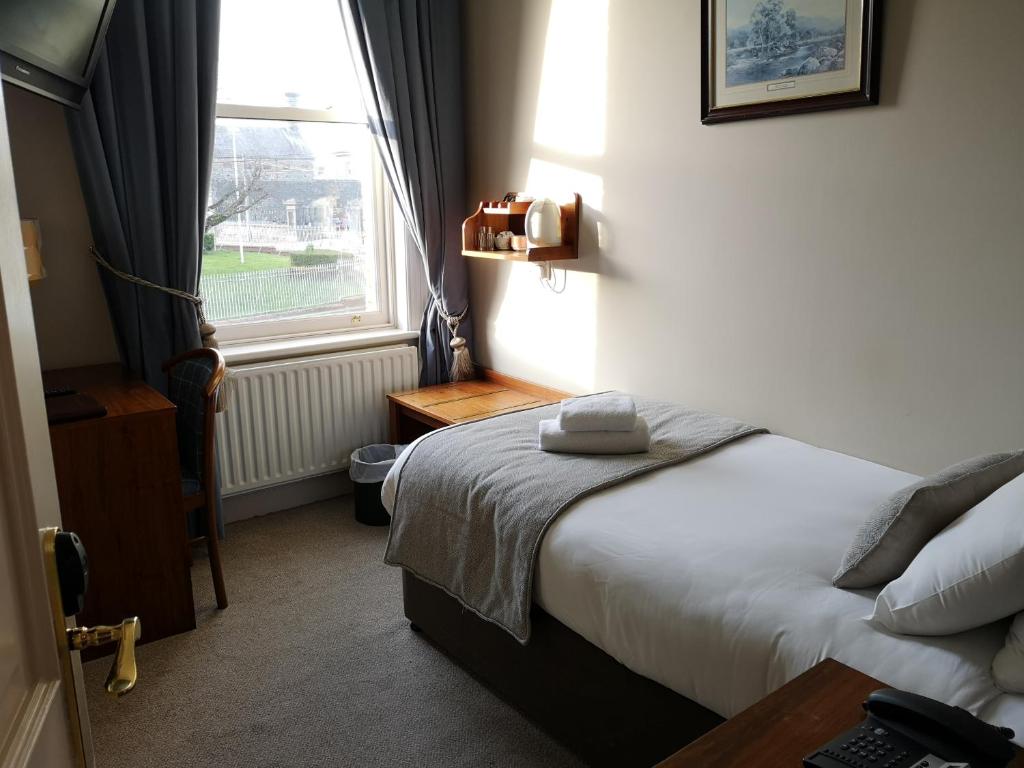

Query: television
left=0, top=0, right=118, bottom=109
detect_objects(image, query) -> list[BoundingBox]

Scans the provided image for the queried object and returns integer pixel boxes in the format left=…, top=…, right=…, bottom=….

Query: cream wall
left=463, top=0, right=1024, bottom=474
left=3, top=83, right=119, bottom=370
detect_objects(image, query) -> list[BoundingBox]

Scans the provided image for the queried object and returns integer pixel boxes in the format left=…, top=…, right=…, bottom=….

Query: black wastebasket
left=349, top=444, right=406, bottom=526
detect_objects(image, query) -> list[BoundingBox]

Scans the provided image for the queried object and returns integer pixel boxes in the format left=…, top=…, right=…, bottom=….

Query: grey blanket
left=384, top=396, right=766, bottom=643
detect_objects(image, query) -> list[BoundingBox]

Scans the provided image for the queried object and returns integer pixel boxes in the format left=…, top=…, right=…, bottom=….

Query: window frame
left=206, top=102, right=397, bottom=344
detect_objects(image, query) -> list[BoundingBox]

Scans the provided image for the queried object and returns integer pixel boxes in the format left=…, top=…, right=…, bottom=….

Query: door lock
left=67, top=617, right=141, bottom=696
left=49, top=528, right=142, bottom=697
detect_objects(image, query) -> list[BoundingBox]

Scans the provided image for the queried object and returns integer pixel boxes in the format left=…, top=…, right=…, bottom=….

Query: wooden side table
left=387, top=368, right=568, bottom=443
left=657, top=659, right=1022, bottom=767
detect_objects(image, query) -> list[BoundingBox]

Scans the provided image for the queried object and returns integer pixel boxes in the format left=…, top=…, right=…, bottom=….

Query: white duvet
left=384, top=432, right=1023, bottom=741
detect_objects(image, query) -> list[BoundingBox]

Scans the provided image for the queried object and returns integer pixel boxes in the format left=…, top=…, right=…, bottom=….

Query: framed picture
left=702, top=0, right=883, bottom=124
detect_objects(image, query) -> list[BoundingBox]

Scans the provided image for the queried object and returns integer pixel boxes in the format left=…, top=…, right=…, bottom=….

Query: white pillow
left=994, top=613, right=1024, bottom=693
left=870, top=471, right=1024, bottom=635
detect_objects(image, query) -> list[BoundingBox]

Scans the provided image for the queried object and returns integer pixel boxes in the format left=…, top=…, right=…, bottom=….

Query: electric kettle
left=525, top=198, right=562, bottom=247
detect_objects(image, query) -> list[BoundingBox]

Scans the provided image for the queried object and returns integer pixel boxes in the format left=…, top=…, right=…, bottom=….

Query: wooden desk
left=387, top=368, right=568, bottom=443
left=45, top=364, right=195, bottom=653
left=656, top=658, right=1022, bottom=767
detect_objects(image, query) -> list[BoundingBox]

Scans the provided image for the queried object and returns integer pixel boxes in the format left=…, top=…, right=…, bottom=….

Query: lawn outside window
left=204, top=0, right=395, bottom=344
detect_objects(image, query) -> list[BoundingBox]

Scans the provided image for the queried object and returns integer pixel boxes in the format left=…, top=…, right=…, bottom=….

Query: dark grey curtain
left=67, top=0, right=220, bottom=390
left=339, top=0, right=472, bottom=385
left=67, top=0, right=223, bottom=539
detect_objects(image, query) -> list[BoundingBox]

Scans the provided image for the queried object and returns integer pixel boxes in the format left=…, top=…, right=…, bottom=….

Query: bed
left=383, top=430, right=1023, bottom=766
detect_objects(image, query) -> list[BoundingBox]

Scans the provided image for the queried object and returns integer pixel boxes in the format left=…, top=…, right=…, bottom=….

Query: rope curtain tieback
left=435, top=301, right=475, bottom=382
left=89, top=246, right=232, bottom=411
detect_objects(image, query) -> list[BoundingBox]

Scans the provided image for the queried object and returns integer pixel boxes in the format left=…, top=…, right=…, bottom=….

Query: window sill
left=220, top=328, right=419, bottom=366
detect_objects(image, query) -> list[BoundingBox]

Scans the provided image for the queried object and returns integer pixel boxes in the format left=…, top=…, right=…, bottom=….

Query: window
left=202, top=0, right=394, bottom=342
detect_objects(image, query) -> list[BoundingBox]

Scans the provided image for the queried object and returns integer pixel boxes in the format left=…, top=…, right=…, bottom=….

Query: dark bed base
left=401, top=571, right=724, bottom=767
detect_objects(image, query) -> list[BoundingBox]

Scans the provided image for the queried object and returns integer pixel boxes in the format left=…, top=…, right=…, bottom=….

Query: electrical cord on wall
left=537, top=262, right=567, bottom=294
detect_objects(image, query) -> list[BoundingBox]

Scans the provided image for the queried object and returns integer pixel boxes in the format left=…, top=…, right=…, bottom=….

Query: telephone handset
left=803, top=688, right=1017, bottom=768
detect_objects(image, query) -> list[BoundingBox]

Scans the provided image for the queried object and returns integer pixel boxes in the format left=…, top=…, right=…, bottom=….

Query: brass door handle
left=67, top=617, right=141, bottom=696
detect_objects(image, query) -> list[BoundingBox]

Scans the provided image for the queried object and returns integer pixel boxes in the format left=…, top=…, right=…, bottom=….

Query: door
left=0, top=84, right=93, bottom=766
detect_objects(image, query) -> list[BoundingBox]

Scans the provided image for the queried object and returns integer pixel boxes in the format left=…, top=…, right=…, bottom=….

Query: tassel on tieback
left=443, top=309, right=475, bottom=383
left=199, top=322, right=219, bottom=350
left=199, top=317, right=233, bottom=413
left=449, top=333, right=475, bottom=382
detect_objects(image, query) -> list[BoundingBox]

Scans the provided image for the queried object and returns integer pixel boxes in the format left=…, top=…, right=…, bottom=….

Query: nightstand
left=387, top=368, right=567, bottom=444
left=656, top=659, right=1022, bottom=767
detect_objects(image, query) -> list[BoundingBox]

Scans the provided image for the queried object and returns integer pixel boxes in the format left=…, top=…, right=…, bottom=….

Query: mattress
left=384, top=432, right=1022, bottom=741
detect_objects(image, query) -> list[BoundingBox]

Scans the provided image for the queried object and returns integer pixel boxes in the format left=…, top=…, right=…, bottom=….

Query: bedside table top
left=657, top=660, right=881, bottom=768
left=657, top=659, right=1021, bottom=767
left=387, top=369, right=567, bottom=427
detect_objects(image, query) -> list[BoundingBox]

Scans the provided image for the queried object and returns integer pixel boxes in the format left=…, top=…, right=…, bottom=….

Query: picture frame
left=701, top=0, right=883, bottom=124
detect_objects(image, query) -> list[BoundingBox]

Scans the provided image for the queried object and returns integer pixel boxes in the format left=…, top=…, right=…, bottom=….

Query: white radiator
left=215, top=345, right=419, bottom=496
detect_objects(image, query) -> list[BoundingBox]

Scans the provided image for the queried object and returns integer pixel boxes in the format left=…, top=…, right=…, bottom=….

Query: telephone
left=803, top=688, right=1017, bottom=768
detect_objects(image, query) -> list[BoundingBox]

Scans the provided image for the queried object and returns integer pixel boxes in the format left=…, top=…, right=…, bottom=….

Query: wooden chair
left=163, top=347, right=228, bottom=609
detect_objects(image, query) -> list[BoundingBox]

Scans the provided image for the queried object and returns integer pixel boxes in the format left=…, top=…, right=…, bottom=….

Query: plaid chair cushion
left=181, top=474, right=202, bottom=497
left=167, top=355, right=218, bottom=493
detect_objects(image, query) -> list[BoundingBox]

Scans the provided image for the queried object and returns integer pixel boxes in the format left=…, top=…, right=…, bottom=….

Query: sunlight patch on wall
left=490, top=157, right=606, bottom=392
left=532, top=0, right=609, bottom=157
left=526, top=158, right=605, bottom=213
left=492, top=265, right=599, bottom=393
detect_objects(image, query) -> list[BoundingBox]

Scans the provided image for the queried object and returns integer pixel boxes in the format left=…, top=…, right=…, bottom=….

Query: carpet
left=84, top=498, right=584, bottom=768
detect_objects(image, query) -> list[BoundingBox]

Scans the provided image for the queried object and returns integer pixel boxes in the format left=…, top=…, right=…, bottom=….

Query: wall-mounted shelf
left=461, top=193, right=581, bottom=262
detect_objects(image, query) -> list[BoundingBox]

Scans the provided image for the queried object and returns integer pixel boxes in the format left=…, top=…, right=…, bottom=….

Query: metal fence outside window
left=199, top=263, right=367, bottom=323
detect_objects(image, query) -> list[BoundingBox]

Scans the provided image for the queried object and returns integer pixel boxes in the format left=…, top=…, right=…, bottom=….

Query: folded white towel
left=539, top=417, right=650, bottom=455
left=557, top=394, right=637, bottom=432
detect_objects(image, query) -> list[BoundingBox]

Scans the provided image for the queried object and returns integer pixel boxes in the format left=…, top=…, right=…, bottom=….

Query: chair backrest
left=163, top=348, right=225, bottom=488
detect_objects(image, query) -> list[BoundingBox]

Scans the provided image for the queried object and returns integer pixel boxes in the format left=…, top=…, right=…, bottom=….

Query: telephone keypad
left=812, top=724, right=916, bottom=768
left=804, top=691, right=1015, bottom=768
